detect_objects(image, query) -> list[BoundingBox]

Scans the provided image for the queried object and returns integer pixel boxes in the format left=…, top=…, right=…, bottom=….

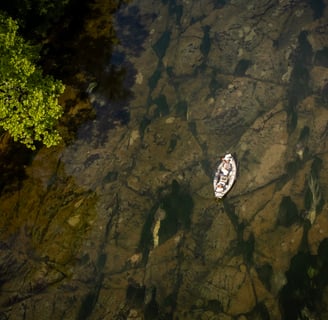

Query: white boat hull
left=213, top=153, right=237, bottom=198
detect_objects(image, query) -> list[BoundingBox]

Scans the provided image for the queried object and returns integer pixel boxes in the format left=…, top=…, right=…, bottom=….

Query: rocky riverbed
left=0, top=0, right=328, bottom=319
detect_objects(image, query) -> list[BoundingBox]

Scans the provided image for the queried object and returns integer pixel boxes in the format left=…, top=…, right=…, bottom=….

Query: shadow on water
left=234, top=59, right=252, bottom=77
left=38, top=1, right=99, bottom=80
left=126, top=282, right=146, bottom=309
left=66, top=2, right=157, bottom=145
left=314, top=47, right=328, bottom=68
left=148, top=62, right=163, bottom=93
left=159, top=180, right=193, bottom=244
left=115, top=5, right=151, bottom=56
left=138, top=180, right=193, bottom=262
left=152, top=94, right=170, bottom=118
left=286, top=31, right=313, bottom=133
left=153, top=30, right=171, bottom=60
left=256, top=263, right=273, bottom=292
left=223, top=200, right=255, bottom=265
left=214, top=0, right=228, bottom=9
left=0, top=0, right=90, bottom=40
left=279, top=239, right=328, bottom=319
left=77, top=287, right=101, bottom=320
left=276, top=196, right=300, bottom=228
left=200, top=25, right=211, bottom=57
left=160, top=0, right=184, bottom=25
left=0, top=141, right=32, bottom=194
left=309, top=0, right=325, bottom=20
left=144, top=288, right=160, bottom=320
left=245, top=302, right=270, bottom=320
left=76, top=3, right=157, bottom=145
left=78, top=59, right=135, bottom=145
left=38, top=1, right=148, bottom=148
left=279, top=157, right=326, bottom=319
left=219, top=198, right=274, bottom=319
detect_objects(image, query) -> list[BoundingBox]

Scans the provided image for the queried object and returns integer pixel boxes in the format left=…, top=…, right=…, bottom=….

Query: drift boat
left=213, top=153, right=237, bottom=198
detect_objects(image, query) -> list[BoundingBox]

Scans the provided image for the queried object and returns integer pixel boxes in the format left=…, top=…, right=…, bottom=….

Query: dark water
left=280, top=239, right=328, bottom=319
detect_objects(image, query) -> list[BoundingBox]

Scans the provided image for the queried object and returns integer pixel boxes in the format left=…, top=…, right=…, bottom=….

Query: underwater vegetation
left=304, top=173, right=323, bottom=224
left=304, top=158, right=324, bottom=225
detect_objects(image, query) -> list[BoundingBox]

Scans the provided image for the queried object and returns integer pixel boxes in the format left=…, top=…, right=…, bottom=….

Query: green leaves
left=0, top=12, right=64, bottom=149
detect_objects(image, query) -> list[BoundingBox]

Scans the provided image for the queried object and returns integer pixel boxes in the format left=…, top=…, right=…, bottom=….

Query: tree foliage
left=0, top=13, right=64, bottom=149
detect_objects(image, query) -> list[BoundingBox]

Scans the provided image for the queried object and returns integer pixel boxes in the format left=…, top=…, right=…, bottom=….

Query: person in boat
left=221, top=157, right=232, bottom=176
left=216, top=181, right=226, bottom=192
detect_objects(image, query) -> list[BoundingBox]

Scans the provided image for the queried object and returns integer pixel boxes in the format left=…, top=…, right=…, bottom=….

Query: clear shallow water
left=0, top=0, right=328, bottom=319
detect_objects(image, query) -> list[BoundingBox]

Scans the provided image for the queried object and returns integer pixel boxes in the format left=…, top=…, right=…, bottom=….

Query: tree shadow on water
left=279, top=239, right=328, bottom=319
left=77, top=58, right=136, bottom=146
left=115, top=5, right=152, bottom=57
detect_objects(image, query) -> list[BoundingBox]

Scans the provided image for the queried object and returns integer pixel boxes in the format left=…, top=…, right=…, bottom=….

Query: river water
left=0, top=0, right=328, bottom=319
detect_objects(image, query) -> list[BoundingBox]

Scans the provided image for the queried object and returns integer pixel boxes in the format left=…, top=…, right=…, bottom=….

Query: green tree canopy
left=0, top=12, right=64, bottom=149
